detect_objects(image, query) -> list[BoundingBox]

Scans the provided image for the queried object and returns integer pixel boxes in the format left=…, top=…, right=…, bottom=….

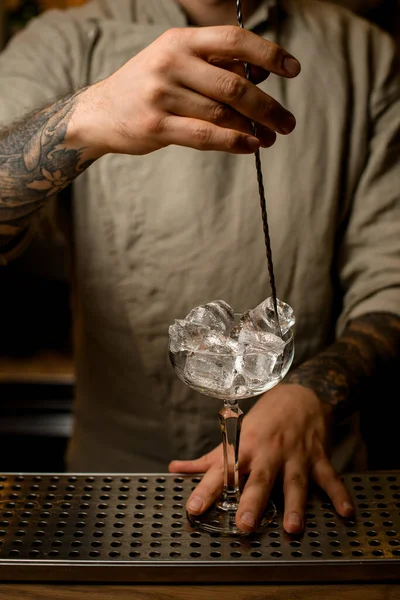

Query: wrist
left=67, top=83, right=111, bottom=159
left=282, top=381, right=336, bottom=420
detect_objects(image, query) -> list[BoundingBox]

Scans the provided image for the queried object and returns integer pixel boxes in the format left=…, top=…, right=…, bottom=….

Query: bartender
left=0, top=0, right=399, bottom=534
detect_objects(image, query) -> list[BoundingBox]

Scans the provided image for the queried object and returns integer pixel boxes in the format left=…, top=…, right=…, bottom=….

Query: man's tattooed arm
left=285, top=312, right=400, bottom=419
left=0, top=88, right=98, bottom=251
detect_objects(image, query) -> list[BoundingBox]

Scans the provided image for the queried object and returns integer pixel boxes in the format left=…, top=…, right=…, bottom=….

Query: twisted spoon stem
left=235, top=0, right=281, bottom=334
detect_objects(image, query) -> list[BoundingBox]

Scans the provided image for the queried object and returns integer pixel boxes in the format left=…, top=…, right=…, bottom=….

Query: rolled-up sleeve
left=0, top=9, right=90, bottom=263
left=336, top=31, right=400, bottom=334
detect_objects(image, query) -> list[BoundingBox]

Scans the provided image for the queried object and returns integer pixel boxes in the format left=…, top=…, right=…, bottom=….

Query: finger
left=168, top=447, right=221, bottom=474
left=159, top=115, right=261, bottom=154
left=312, top=457, right=355, bottom=518
left=185, top=464, right=224, bottom=515
left=236, top=463, right=278, bottom=532
left=181, top=58, right=296, bottom=135
left=254, top=124, right=276, bottom=148
left=163, top=87, right=276, bottom=147
left=210, top=58, right=270, bottom=85
left=282, top=460, right=309, bottom=534
left=191, top=26, right=301, bottom=78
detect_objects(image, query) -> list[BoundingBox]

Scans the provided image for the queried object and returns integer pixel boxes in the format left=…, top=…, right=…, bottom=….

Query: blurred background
left=0, top=0, right=399, bottom=474
left=0, top=0, right=88, bottom=473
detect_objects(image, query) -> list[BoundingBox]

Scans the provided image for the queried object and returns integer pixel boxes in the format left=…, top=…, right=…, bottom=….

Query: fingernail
left=246, top=137, right=260, bottom=152
left=283, top=56, right=300, bottom=76
left=343, top=501, right=354, bottom=513
left=241, top=512, right=255, bottom=528
left=187, top=496, right=203, bottom=513
left=288, top=512, right=302, bottom=527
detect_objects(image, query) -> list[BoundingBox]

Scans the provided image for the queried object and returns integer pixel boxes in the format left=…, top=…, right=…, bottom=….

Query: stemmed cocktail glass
left=169, top=298, right=295, bottom=536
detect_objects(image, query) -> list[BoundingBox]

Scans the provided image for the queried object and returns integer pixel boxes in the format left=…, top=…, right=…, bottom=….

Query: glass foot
left=187, top=500, right=276, bottom=536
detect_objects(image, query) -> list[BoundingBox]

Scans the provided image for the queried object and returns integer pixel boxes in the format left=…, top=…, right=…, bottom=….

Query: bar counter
left=0, top=472, right=399, bottom=598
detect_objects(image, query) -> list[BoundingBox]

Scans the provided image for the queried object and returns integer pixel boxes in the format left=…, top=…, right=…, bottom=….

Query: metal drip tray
left=0, top=472, right=399, bottom=583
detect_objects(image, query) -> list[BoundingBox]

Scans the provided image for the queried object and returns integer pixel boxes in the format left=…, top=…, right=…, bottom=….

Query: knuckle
left=218, top=73, right=247, bottom=103
left=224, top=25, right=246, bottom=50
left=225, top=131, right=242, bottom=150
left=269, top=431, right=284, bottom=451
left=313, top=448, right=328, bottom=463
left=249, top=469, right=273, bottom=488
left=150, top=52, right=175, bottom=73
left=160, top=27, right=181, bottom=45
left=144, top=113, right=165, bottom=135
left=210, top=102, right=232, bottom=125
left=287, top=472, right=308, bottom=488
left=261, top=100, right=275, bottom=123
left=329, top=469, right=342, bottom=485
left=146, top=81, right=169, bottom=105
left=153, top=29, right=185, bottom=69
left=192, top=126, right=212, bottom=146
left=263, top=42, right=282, bottom=66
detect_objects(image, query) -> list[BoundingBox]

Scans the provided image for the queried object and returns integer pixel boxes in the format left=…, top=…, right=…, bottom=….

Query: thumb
left=168, top=446, right=222, bottom=473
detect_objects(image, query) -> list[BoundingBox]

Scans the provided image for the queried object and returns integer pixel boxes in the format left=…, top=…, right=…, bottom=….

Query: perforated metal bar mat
left=0, top=472, right=399, bottom=583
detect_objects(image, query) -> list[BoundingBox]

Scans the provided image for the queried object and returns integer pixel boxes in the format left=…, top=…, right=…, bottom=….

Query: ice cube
left=237, top=347, right=279, bottom=390
left=230, top=374, right=249, bottom=398
left=202, top=333, right=242, bottom=354
left=168, top=319, right=210, bottom=353
left=186, top=300, right=234, bottom=334
left=238, top=324, right=286, bottom=353
left=248, top=296, right=295, bottom=335
left=184, top=352, right=236, bottom=392
left=235, top=323, right=286, bottom=391
left=229, top=323, right=241, bottom=341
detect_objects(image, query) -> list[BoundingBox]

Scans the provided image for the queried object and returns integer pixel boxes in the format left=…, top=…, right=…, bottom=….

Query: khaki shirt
left=0, top=0, right=399, bottom=471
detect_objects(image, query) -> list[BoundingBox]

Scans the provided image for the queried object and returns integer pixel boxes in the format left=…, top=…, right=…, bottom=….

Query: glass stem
left=218, top=399, right=244, bottom=511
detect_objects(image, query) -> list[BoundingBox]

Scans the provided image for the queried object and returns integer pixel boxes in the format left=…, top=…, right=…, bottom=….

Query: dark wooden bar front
left=0, top=583, right=399, bottom=599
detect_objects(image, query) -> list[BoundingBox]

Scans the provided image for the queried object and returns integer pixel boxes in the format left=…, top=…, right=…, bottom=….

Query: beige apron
left=66, top=0, right=380, bottom=472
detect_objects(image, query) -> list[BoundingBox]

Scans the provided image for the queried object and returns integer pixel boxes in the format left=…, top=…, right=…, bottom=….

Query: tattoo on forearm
left=0, top=88, right=95, bottom=246
left=286, top=312, right=400, bottom=417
